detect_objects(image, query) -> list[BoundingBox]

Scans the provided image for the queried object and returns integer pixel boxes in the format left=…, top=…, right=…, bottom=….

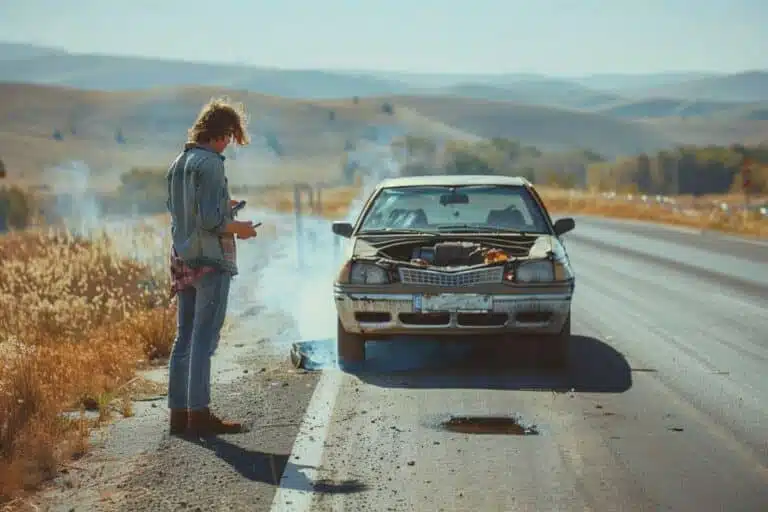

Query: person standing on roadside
left=165, top=97, right=258, bottom=437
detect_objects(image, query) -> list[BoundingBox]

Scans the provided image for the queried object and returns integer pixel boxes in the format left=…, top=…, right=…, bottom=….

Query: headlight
left=348, top=262, right=391, bottom=284
left=516, top=260, right=554, bottom=283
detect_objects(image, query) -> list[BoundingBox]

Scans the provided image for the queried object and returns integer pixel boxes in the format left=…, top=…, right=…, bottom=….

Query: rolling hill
left=415, top=80, right=622, bottom=110
left=1, top=43, right=767, bottom=189
left=0, top=42, right=68, bottom=61
left=2, top=43, right=767, bottom=115
left=588, top=98, right=768, bottom=120
left=0, top=53, right=412, bottom=99
left=2, top=82, right=768, bottom=191
left=635, top=71, right=768, bottom=102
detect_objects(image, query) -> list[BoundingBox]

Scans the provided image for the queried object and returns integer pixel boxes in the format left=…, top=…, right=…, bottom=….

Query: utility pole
left=741, top=157, right=753, bottom=210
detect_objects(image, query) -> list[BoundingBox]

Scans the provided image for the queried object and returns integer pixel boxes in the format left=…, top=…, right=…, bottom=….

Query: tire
left=337, top=318, right=366, bottom=369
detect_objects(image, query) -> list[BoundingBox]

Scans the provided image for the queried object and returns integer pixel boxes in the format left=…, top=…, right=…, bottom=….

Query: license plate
left=416, top=293, right=493, bottom=312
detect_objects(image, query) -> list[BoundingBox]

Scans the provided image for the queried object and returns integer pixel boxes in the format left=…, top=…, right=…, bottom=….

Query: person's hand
left=235, top=220, right=258, bottom=240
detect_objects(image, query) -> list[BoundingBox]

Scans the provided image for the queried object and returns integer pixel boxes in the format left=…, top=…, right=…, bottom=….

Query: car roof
left=375, top=174, right=532, bottom=189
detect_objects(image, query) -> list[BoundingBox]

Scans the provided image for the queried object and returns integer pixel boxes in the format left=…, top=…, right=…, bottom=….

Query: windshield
left=358, top=184, right=551, bottom=234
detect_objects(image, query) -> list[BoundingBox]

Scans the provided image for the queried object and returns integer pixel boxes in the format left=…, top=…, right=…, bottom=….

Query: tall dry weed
left=0, top=227, right=175, bottom=503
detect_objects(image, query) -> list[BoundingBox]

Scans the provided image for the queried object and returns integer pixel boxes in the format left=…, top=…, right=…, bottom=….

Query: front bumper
left=335, top=287, right=572, bottom=337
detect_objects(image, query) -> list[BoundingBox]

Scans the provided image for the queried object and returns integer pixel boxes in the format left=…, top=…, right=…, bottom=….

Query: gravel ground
left=117, top=362, right=319, bottom=512
left=35, top=324, right=321, bottom=512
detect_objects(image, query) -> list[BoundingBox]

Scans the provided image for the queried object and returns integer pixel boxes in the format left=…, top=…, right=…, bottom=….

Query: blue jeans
left=167, top=270, right=231, bottom=411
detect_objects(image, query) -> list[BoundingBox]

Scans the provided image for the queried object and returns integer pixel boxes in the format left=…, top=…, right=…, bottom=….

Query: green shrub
left=0, top=186, right=35, bottom=231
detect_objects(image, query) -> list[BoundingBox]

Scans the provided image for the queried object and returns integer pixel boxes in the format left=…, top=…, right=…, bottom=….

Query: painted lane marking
left=270, top=368, right=343, bottom=512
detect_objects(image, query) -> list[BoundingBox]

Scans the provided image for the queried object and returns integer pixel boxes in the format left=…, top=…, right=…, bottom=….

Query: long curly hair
left=187, top=97, right=250, bottom=146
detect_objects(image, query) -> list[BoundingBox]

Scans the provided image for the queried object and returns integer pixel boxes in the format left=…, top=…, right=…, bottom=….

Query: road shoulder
left=33, top=309, right=321, bottom=512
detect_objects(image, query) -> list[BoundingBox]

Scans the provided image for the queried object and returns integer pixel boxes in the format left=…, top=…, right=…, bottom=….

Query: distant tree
left=635, top=153, right=652, bottom=191
left=401, top=162, right=433, bottom=177
left=113, top=167, right=167, bottom=215
left=343, top=139, right=356, bottom=151
left=543, top=170, right=578, bottom=188
left=443, top=142, right=496, bottom=175
left=381, top=102, right=394, bottom=115
left=584, top=143, right=768, bottom=196
left=580, top=149, right=605, bottom=163
left=517, top=167, right=536, bottom=182
left=0, top=186, right=34, bottom=231
left=489, top=138, right=522, bottom=161
left=352, top=96, right=360, bottom=105
left=0, top=158, right=6, bottom=179
left=399, top=135, right=438, bottom=167
left=329, top=110, right=336, bottom=121
left=52, top=129, right=63, bottom=141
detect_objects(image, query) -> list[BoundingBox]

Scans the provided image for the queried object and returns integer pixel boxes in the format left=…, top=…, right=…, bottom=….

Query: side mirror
left=553, top=217, right=575, bottom=236
left=332, top=221, right=354, bottom=238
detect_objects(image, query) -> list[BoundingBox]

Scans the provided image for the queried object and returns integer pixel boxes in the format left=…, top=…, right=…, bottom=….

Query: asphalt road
left=39, top=213, right=767, bottom=511
left=273, top=216, right=768, bottom=512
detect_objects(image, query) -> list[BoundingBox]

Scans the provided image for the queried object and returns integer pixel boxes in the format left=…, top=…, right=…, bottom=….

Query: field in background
left=2, top=82, right=768, bottom=189
left=242, top=184, right=768, bottom=238
left=0, top=226, right=174, bottom=505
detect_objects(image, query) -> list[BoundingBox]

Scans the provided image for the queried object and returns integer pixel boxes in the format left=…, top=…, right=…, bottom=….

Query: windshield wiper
left=358, top=228, right=435, bottom=235
left=436, top=224, right=522, bottom=233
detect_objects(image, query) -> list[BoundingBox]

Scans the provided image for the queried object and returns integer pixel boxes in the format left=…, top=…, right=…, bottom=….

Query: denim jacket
left=166, top=144, right=237, bottom=275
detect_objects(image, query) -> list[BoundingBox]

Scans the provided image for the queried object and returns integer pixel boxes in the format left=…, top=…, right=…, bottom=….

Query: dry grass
left=245, top=183, right=768, bottom=238
left=540, top=192, right=768, bottom=237
left=0, top=227, right=175, bottom=504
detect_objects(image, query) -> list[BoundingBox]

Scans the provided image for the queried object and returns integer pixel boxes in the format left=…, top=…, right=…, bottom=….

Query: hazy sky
left=1, top=0, right=766, bottom=75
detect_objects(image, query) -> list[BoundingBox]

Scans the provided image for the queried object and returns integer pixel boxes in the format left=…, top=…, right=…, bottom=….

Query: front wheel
left=337, top=318, right=366, bottom=369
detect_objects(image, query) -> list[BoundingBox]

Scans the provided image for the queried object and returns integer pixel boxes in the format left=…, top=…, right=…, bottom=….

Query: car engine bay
left=372, top=239, right=535, bottom=269
left=409, top=241, right=509, bottom=267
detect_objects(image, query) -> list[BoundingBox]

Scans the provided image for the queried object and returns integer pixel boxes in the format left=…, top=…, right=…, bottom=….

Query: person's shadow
left=185, top=435, right=368, bottom=495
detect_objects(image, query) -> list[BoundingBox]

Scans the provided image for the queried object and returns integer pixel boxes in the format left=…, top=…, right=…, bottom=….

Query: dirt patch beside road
left=118, top=361, right=319, bottom=512
left=35, top=355, right=319, bottom=512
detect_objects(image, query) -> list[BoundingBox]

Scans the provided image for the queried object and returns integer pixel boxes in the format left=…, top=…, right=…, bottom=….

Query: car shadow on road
left=349, top=334, right=632, bottom=393
left=185, top=436, right=368, bottom=494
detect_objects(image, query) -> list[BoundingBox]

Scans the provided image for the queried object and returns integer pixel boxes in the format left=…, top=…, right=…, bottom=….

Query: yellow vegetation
left=0, top=228, right=175, bottom=503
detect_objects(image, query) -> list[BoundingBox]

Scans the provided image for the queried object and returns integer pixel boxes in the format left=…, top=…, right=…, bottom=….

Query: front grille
left=399, top=313, right=450, bottom=325
left=457, top=313, right=508, bottom=326
left=398, top=266, right=504, bottom=287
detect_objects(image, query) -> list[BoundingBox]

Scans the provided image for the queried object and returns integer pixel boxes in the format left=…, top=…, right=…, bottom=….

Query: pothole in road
left=440, top=415, right=539, bottom=436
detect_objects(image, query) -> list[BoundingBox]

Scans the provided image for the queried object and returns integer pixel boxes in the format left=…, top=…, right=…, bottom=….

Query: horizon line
left=1, top=40, right=765, bottom=78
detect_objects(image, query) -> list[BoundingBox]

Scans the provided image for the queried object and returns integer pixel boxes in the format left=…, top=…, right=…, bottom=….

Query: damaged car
left=331, top=175, right=576, bottom=369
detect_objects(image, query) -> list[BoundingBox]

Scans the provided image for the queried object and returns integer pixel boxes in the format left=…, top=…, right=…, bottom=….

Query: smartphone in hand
left=231, top=200, right=247, bottom=216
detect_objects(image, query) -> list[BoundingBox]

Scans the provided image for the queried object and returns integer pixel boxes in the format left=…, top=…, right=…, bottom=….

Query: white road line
left=701, top=231, right=768, bottom=248
left=270, top=368, right=344, bottom=512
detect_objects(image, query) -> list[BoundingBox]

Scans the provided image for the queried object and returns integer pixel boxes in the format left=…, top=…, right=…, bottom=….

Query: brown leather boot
left=169, top=409, right=188, bottom=436
left=187, top=407, right=247, bottom=436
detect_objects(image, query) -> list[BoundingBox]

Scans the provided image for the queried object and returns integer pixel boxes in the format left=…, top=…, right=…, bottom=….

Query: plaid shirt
left=169, top=247, right=215, bottom=298
left=169, top=234, right=237, bottom=298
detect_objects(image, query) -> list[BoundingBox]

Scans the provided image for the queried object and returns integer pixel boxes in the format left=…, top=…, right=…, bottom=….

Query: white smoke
left=44, top=161, right=103, bottom=236
left=234, top=124, right=409, bottom=366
